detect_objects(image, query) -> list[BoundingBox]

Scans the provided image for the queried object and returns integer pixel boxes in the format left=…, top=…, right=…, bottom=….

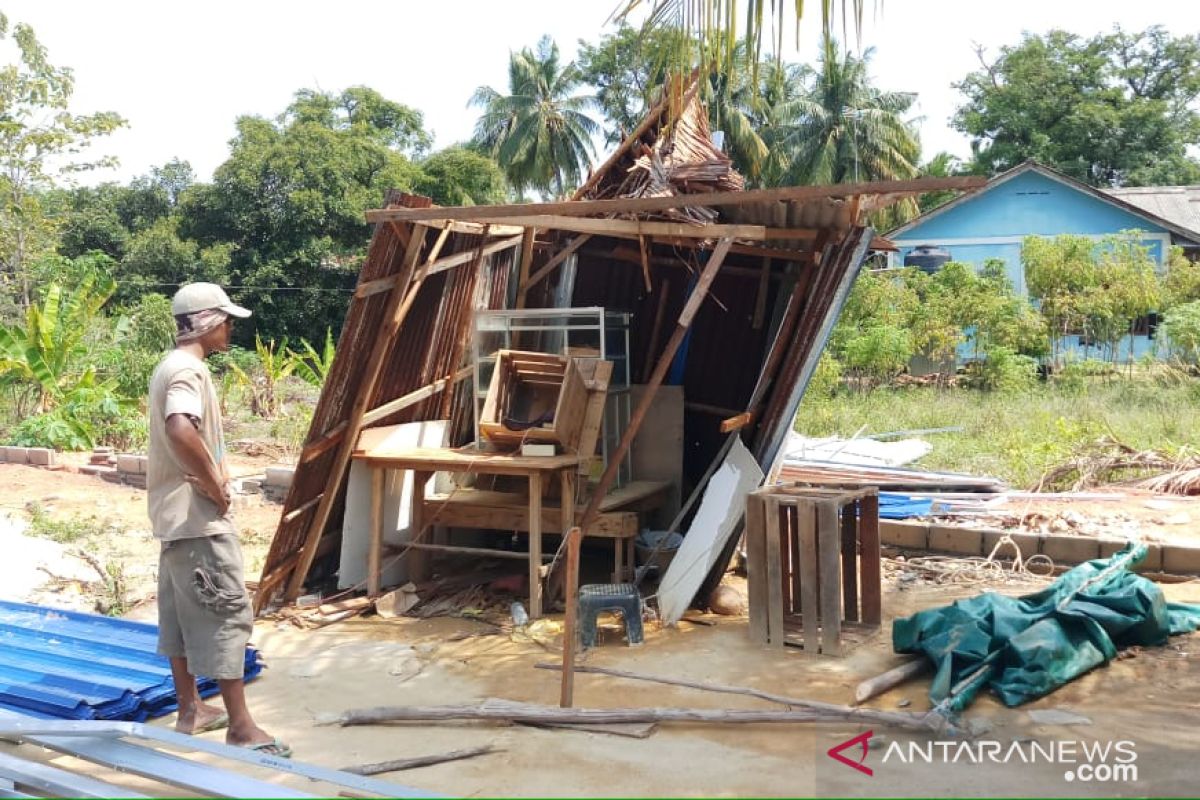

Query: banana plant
left=0, top=273, right=116, bottom=414
left=288, top=328, right=336, bottom=388
left=228, top=334, right=294, bottom=418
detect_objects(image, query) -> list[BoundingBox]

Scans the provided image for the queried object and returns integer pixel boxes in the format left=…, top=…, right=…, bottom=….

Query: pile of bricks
left=79, top=447, right=148, bottom=488
left=0, top=446, right=56, bottom=467
left=263, top=466, right=294, bottom=503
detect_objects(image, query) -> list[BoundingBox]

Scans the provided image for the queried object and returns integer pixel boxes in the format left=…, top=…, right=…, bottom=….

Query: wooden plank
left=753, top=257, right=770, bottom=329
left=561, top=528, right=582, bottom=708
left=554, top=359, right=590, bottom=452
left=797, top=500, right=820, bottom=653
left=763, top=497, right=785, bottom=648
left=368, top=467, right=385, bottom=598
left=859, top=493, right=882, bottom=625
left=409, top=471, right=432, bottom=583
left=438, top=215, right=767, bottom=240
left=282, top=492, right=323, bottom=523
left=606, top=241, right=804, bottom=275
left=358, top=447, right=580, bottom=474
left=719, top=412, right=753, bottom=433
left=642, top=277, right=670, bottom=383
left=528, top=472, right=543, bottom=619
left=300, top=421, right=348, bottom=463
left=282, top=223, right=430, bottom=604
left=514, top=227, right=537, bottom=309
left=817, top=501, right=842, bottom=656
left=637, top=235, right=652, bottom=292
left=365, top=177, right=987, bottom=224
left=522, top=234, right=592, bottom=294
left=574, top=361, right=613, bottom=460
left=422, top=498, right=638, bottom=538
left=841, top=501, right=859, bottom=623
left=359, top=366, right=473, bottom=428
left=398, top=541, right=548, bottom=561
left=355, top=235, right=523, bottom=297
left=575, top=237, right=735, bottom=539
left=787, top=501, right=801, bottom=617
left=744, top=493, right=769, bottom=644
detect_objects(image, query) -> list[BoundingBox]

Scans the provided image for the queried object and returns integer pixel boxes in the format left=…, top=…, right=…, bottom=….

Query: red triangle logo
left=827, top=730, right=874, bottom=776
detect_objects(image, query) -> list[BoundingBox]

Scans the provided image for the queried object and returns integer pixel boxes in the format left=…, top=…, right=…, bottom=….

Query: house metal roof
left=887, top=161, right=1200, bottom=246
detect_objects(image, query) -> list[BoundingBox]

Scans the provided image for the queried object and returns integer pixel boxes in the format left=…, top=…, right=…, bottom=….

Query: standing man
left=147, top=282, right=290, bottom=757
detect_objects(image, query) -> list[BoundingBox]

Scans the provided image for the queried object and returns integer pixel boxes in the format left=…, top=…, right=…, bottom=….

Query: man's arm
left=165, top=413, right=231, bottom=516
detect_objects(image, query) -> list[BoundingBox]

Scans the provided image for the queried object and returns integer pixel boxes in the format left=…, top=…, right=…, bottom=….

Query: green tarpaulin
left=893, top=543, right=1200, bottom=711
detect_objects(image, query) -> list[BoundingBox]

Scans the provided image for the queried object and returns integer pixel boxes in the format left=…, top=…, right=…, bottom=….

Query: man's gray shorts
left=157, top=533, right=252, bottom=680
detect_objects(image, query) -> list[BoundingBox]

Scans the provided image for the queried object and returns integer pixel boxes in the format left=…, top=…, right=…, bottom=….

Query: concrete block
left=116, top=454, right=146, bottom=474
left=265, top=466, right=295, bottom=488
left=92, top=446, right=114, bottom=456
left=928, top=524, right=983, bottom=556
left=80, top=464, right=117, bottom=477
left=4, top=446, right=28, bottom=465
left=980, top=529, right=1041, bottom=562
left=1162, top=545, right=1200, bottom=576
left=1097, top=537, right=1131, bottom=558
left=1133, top=543, right=1163, bottom=574
left=100, top=470, right=123, bottom=484
left=26, top=447, right=54, bottom=466
left=879, top=520, right=928, bottom=550
left=1039, top=535, right=1100, bottom=566
left=238, top=478, right=263, bottom=494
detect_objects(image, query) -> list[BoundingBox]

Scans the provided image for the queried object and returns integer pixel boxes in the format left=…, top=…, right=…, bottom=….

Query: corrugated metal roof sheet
left=1107, top=185, right=1200, bottom=239
left=0, top=601, right=260, bottom=721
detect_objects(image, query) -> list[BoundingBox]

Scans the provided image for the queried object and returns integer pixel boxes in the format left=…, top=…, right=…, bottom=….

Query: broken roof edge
left=364, top=176, right=987, bottom=226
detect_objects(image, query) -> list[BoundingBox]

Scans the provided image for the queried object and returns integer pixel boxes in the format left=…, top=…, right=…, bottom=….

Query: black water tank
left=904, top=244, right=951, bottom=274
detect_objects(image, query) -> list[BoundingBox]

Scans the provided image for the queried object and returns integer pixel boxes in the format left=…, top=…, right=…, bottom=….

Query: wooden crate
left=745, top=486, right=881, bottom=655
left=480, top=350, right=590, bottom=451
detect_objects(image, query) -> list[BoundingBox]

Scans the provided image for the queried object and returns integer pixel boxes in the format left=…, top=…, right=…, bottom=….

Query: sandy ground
left=2, top=462, right=1199, bottom=796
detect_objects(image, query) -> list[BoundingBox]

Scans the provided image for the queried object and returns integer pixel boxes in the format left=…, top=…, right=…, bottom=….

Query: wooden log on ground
left=533, top=662, right=941, bottom=733
left=341, top=745, right=497, bottom=776
left=314, top=699, right=947, bottom=732
left=854, top=658, right=932, bottom=705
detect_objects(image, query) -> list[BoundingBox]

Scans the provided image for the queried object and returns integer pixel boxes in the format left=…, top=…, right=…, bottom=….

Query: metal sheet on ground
left=0, top=750, right=146, bottom=799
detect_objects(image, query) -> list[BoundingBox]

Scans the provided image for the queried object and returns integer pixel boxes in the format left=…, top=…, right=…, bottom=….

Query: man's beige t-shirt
left=147, top=349, right=235, bottom=541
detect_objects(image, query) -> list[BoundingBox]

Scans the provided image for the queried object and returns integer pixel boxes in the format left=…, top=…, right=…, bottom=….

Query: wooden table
left=352, top=445, right=581, bottom=618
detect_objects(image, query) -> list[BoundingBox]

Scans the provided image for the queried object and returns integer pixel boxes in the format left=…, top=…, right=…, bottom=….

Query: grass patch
left=796, top=379, right=1200, bottom=489
left=25, top=505, right=126, bottom=544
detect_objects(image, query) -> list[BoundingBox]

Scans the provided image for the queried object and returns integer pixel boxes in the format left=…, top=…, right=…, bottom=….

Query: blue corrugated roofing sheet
left=0, top=601, right=261, bottom=721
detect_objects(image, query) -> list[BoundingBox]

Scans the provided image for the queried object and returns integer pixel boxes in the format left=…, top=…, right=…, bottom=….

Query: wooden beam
left=560, top=526, right=582, bottom=708
left=753, top=257, right=770, bottom=330
left=282, top=224, right=430, bottom=603
left=299, top=421, right=348, bottom=463
left=514, top=227, right=537, bottom=309
left=365, top=176, right=987, bottom=224
left=577, top=237, right=735, bottom=534
left=606, top=244, right=781, bottom=280
left=522, top=234, right=592, bottom=293
left=417, top=215, right=768, bottom=240
left=355, top=234, right=523, bottom=298
left=637, top=235, right=652, bottom=293
left=359, top=366, right=474, bottom=428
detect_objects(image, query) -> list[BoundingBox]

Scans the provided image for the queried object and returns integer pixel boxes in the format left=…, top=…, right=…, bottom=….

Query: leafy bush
left=1163, top=300, right=1200, bottom=365
left=841, top=324, right=912, bottom=387
left=963, top=345, right=1038, bottom=392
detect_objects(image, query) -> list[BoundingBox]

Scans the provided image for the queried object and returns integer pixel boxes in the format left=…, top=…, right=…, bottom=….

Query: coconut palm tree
left=769, top=37, right=920, bottom=188
left=470, top=37, right=600, bottom=198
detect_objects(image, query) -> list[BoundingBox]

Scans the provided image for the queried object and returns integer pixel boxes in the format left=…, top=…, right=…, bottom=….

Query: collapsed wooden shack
left=253, top=93, right=981, bottom=616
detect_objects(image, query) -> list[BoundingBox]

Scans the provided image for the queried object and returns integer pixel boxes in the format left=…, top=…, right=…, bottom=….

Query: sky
left=3, top=0, right=1198, bottom=187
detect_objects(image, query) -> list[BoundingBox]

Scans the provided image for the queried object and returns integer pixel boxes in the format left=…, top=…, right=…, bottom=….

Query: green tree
left=177, top=87, right=429, bottom=342
left=0, top=14, right=125, bottom=312
left=470, top=36, right=599, bottom=198
left=953, top=27, right=1200, bottom=186
left=772, top=38, right=919, bottom=187
left=416, top=146, right=507, bottom=206
left=576, top=24, right=686, bottom=146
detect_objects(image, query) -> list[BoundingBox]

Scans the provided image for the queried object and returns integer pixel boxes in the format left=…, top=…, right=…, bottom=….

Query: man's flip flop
left=247, top=738, right=293, bottom=759
left=192, top=712, right=229, bottom=734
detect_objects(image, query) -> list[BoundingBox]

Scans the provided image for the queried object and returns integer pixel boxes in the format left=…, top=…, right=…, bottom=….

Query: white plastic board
left=658, top=436, right=763, bottom=625
left=339, top=421, right=447, bottom=590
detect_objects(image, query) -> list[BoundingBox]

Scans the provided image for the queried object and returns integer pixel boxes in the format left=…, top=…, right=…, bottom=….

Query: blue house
left=886, top=161, right=1200, bottom=361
